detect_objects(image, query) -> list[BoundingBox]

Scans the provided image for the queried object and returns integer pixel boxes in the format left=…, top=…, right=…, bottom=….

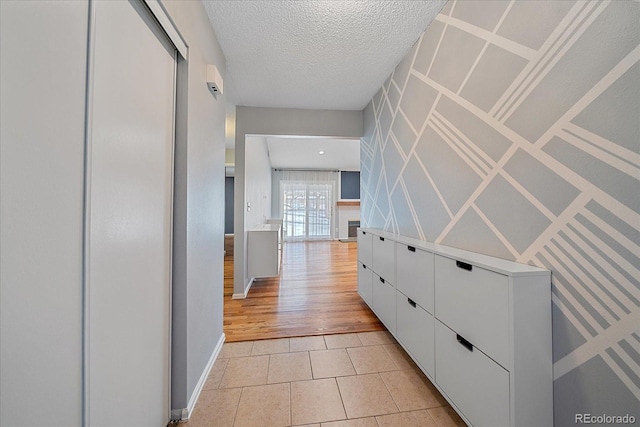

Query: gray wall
left=360, top=1, right=639, bottom=425
left=0, top=1, right=88, bottom=425
left=162, top=0, right=227, bottom=414
left=234, top=107, right=363, bottom=295
left=225, top=177, right=235, bottom=234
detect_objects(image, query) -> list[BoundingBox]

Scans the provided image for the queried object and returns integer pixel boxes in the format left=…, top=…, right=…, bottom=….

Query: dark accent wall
left=340, top=171, right=360, bottom=199
left=225, top=177, right=234, bottom=234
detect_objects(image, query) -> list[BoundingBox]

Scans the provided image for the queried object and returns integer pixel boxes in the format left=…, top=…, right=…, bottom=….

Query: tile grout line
left=288, top=380, right=292, bottom=427
left=266, top=353, right=271, bottom=385
left=333, top=375, right=350, bottom=423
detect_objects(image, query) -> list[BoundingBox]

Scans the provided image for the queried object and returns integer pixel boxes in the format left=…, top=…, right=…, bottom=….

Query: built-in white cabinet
left=372, top=272, right=396, bottom=334
left=359, top=228, right=396, bottom=334
left=435, top=320, right=510, bottom=427
left=247, top=224, right=282, bottom=278
left=372, top=235, right=395, bottom=284
left=357, top=262, right=373, bottom=307
left=435, top=255, right=509, bottom=368
left=357, top=229, right=372, bottom=267
left=396, top=242, right=434, bottom=314
left=356, top=228, right=552, bottom=427
left=396, top=289, right=435, bottom=377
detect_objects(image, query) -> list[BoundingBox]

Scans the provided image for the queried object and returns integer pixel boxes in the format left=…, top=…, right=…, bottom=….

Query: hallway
left=184, top=332, right=465, bottom=427
left=223, top=240, right=384, bottom=342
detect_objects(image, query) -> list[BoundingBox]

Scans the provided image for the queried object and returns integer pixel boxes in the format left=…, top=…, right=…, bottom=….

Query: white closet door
left=87, top=1, right=175, bottom=425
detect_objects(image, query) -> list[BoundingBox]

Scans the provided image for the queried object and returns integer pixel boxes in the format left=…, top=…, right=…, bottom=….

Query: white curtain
left=272, top=170, right=338, bottom=241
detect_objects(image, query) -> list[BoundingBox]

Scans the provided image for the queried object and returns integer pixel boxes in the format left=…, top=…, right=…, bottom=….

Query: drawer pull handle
left=456, top=261, right=473, bottom=271
left=407, top=298, right=416, bottom=308
left=407, top=245, right=416, bottom=252
left=379, top=236, right=385, bottom=241
left=362, top=231, right=366, bottom=235
left=456, top=334, right=473, bottom=352
left=379, top=277, right=385, bottom=284
left=362, top=264, right=367, bottom=270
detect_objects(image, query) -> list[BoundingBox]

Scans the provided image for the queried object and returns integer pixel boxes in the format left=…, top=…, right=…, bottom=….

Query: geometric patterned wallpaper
left=360, top=1, right=639, bottom=425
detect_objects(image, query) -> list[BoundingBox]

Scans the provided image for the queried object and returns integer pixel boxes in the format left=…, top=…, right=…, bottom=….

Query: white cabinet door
left=357, top=229, right=373, bottom=266
left=396, top=243, right=434, bottom=314
left=372, top=235, right=395, bottom=284
left=396, top=290, right=435, bottom=378
left=435, top=321, right=510, bottom=427
left=88, top=1, right=174, bottom=424
left=435, top=255, right=509, bottom=368
left=372, top=273, right=396, bottom=334
left=358, top=262, right=373, bottom=307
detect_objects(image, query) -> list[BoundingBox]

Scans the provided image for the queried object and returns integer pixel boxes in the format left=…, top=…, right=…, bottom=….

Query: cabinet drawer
left=357, top=229, right=373, bottom=266
left=396, top=290, right=434, bottom=378
left=372, top=235, right=395, bottom=283
left=434, top=255, right=509, bottom=368
left=372, top=273, right=396, bottom=334
left=396, top=243, right=434, bottom=314
left=358, top=262, right=373, bottom=308
left=435, top=321, right=510, bottom=427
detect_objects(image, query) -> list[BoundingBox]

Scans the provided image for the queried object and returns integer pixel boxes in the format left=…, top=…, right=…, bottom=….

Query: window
left=282, top=182, right=333, bottom=240
left=274, top=170, right=338, bottom=241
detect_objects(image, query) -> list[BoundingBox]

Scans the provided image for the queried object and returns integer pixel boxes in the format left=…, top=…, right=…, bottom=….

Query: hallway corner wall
left=161, top=0, right=227, bottom=415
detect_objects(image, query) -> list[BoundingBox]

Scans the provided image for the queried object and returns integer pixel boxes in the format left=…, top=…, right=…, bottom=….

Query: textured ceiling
left=202, top=0, right=447, bottom=110
left=264, top=136, right=361, bottom=170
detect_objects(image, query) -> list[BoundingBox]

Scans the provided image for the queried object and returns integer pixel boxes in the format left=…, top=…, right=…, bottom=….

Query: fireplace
left=348, top=220, right=360, bottom=238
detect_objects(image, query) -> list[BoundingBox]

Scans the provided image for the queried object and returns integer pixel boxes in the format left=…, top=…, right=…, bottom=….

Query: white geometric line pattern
left=360, top=1, right=640, bottom=423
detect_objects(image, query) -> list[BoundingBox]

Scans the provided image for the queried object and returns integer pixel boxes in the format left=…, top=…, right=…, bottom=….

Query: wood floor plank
left=224, top=235, right=234, bottom=296
left=223, top=240, right=385, bottom=342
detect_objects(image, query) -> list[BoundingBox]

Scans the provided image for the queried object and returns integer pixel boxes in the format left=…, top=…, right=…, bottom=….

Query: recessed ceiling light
left=318, top=150, right=325, bottom=155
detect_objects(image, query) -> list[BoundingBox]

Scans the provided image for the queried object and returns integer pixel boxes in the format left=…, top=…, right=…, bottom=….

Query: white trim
left=166, top=49, right=178, bottom=422
left=179, top=333, right=226, bottom=420
left=232, top=278, right=255, bottom=299
left=143, top=0, right=188, bottom=59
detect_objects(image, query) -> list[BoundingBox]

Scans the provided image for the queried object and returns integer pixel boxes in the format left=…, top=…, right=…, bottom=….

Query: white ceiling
left=263, top=136, right=361, bottom=170
left=202, top=0, right=447, bottom=110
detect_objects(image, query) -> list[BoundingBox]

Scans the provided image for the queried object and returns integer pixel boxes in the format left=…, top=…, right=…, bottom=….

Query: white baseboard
left=182, top=333, right=226, bottom=420
left=232, top=277, right=254, bottom=299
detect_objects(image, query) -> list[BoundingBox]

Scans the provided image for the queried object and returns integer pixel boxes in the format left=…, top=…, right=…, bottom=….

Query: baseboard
left=175, top=332, right=225, bottom=420
left=232, top=277, right=254, bottom=299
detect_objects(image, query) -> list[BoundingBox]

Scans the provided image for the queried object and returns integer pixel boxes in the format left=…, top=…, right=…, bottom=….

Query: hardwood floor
left=223, top=240, right=385, bottom=342
left=224, top=235, right=234, bottom=297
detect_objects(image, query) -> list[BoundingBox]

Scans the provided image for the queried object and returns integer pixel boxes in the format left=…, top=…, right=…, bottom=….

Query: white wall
left=0, top=1, right=88, bottom=425
left=234, top=107, right=363, bottom=296
left=245, top=136, right=272, bottom=230
left=162, top=0, right=227, bottom=415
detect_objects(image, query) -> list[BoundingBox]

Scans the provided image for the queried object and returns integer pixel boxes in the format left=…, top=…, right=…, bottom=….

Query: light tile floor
left=182, top=331, right=466, bottom=427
